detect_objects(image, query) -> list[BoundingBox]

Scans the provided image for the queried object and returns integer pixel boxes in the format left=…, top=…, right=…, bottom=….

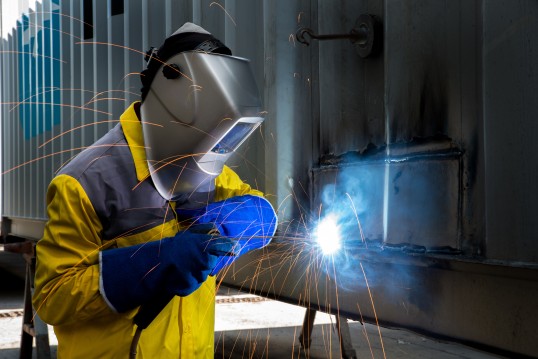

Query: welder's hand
left=175, top=195, right=278, bottom=275
left=183, top=223, right=235, bottom=257
left=99, top=224, right=235, bottom=313
left=170, top=224, right=237, bottom=283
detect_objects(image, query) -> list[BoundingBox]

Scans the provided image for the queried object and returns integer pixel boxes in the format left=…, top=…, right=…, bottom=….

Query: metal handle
left=296, top=28, right=367, bottom=45
left=295, top=14, right=381, bottom=58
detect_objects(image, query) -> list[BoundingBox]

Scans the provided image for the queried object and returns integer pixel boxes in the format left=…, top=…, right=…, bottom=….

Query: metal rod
left=294, top=14, right=380, bottom=58
left=295, top=27, right=368, bottom=46
left=295, top=27, right=367, bottom=46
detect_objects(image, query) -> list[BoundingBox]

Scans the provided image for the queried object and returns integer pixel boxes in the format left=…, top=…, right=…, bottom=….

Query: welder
left=32, top=22, right=277, bottom=358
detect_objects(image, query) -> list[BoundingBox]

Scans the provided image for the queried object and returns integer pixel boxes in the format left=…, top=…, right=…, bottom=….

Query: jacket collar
left=120, top=102, right=150, bottom=182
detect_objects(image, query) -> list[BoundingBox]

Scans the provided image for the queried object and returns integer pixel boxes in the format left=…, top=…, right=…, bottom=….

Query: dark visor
left=211, top=122, right=259, bottom=154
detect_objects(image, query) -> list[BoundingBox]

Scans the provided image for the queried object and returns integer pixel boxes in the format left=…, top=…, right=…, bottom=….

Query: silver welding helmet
left=139, top=23, right=263, bottom=202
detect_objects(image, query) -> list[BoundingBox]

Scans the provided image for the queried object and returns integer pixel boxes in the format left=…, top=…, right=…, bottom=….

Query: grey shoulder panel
left=59, top=124, right=173, bottom=240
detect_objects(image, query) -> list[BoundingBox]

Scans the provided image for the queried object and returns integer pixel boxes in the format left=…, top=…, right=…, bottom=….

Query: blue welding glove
left=175, top=195, right=277, bottom=275
left=99, top=224, right=234, bottom=313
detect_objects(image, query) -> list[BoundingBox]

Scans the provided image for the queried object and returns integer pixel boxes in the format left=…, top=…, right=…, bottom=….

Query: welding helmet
left=140, top=23, right=264, bottom=202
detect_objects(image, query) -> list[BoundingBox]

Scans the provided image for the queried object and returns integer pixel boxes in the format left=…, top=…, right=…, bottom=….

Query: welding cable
left=129, top=292, right=174, bottom=359
left=129, top=328, right=142, bottom=359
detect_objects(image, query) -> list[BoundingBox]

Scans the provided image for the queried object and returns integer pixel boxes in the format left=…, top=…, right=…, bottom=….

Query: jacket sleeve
left=32, top=174, right=112, bottom=326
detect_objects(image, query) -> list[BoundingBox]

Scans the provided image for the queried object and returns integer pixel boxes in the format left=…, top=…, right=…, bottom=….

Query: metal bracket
left=296, top=14, right=381, bottom=58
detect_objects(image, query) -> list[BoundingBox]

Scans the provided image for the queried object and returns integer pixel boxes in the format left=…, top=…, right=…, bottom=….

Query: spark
left=21, top=19, right=83, bottom=41
left=111, top=221, right=161, bottom=240
left=331, top=256, right=344, bottom=359
left=0, top=50, right=66, bottom=63
left=31, top=11, right=94, bottom=28
left=38, top=120, right=163, bottom=149
left=121, top=72, right=143, bottom=83
left=270, top=132, right=276, bottom=144
left=189, top=84, right=203, bottom=92
left=139, top=263, right=161, bottom=280
left=32, top=242, right=110, bottom=323
left=87, top=89, right=139, bottom=104
left=169, top=162, right=187, bottom=199
left=76, top=42, right=194, bottom=83
left=357, top=302, right=376, bottom=359
left=129, top=204, right=177, bottom=258
left=53, top=154, right=80, bottom=175
left=0, top=101, right=110, bottom=115
left=256, top=123, right=265, bottom=144
left=345, top=192, right=367, bottom=247
left=186, top=85, right=203, bottom=102
left=289, top=34, right=296, bottom=46
left=83, top=97, right=127, bottom=106
left=1, top=144, right=143, bottom=175
left=360, top=262, right=387, bottom=359
left=7, top=87, right=97, bottom=112
left=209, top=2, right=237, bottom=26
left=158, top=203, right=175, bottom=253
left=297, top=180, right=309, bottom=198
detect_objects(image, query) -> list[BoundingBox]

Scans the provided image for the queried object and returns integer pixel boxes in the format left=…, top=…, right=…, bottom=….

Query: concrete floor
left=0, top=267, right=506, bottom=359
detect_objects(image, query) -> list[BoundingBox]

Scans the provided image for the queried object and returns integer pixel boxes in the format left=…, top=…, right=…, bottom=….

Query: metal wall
left=483, top=0, right=538, bottom=262
left=307, top=0, right=538, bottom=264
left=226, top=0, right=538, bottom=357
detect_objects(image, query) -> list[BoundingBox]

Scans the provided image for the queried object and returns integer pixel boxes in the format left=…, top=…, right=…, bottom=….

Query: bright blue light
left=315, top=214, right=342, bottom=255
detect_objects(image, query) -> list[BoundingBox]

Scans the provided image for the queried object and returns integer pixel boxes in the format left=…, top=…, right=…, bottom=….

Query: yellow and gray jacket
left=33, top=102, right=264, bottom=358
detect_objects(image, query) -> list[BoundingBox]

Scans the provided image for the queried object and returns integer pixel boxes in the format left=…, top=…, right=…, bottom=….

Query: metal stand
left=298, top=308, right=317, bottom=349
left=335, top=315, right=357, bottom=359
left=5, top=241, right=51, bottom=359
left=299, top=309, right=357, bottom=359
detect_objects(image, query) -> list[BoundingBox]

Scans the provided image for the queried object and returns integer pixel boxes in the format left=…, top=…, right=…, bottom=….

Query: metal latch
left=295, top=14, right=381, bottom=58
